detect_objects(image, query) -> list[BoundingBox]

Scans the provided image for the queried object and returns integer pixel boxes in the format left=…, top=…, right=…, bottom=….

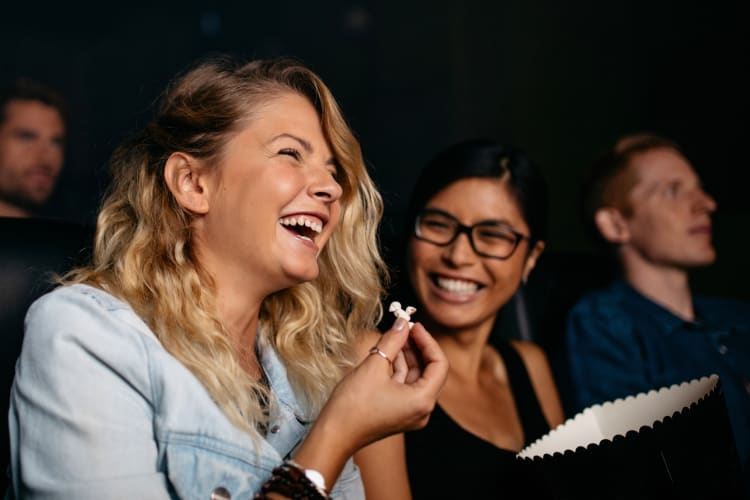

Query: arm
left=565, top=300, right=649, bottom=412
left=511, top=340, right=565, bottom=428
left=354, top=435, right=411, bottom=500
left=289, top=319, right=447, bottom=497
left=13, top=289, right=446, bottom=500
left=352, top=330, right=411, bottom=500
left=9, top=289, right=170, bottom=499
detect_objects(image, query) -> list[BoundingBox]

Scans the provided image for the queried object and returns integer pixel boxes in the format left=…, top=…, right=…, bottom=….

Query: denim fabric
left=566, top=279, right=750, bottom=481
left=8, top=284, right=364, bottom=499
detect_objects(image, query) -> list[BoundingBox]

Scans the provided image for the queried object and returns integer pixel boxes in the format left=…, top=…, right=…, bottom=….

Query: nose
left=442, top=232, right=476, bottom=266
left=693, top=188, right=717, bottom=214
left=308, top=165, right=343, bottom=204
left=37, top=141, right=64, bottom=174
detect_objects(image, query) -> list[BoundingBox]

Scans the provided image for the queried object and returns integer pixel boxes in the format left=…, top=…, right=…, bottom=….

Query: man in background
left=0, top=78, right=67, bottom=218
left=565, top=133, right=750, bottom=484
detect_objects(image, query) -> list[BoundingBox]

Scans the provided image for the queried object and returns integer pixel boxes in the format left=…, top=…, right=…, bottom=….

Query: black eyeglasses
left=414, top=209, right=529, bottom=260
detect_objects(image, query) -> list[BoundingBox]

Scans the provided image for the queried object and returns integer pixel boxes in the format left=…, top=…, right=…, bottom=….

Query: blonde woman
left=8, top=57, right=447, bottom=499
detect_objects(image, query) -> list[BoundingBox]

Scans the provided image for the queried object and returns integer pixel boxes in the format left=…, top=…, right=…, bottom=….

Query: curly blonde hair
left=64, top=56, right=387, bottom=436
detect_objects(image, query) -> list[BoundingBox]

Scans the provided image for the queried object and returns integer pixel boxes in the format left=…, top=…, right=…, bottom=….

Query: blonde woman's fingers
left=408, top=323, right=449, bottom=394
left=372, top=318, right=410, bottom=361
left=392, top=350, right=408, bottom=383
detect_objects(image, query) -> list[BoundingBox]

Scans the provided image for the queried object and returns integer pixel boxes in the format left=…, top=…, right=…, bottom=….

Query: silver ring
left=368, top=346, right=393, bottom=364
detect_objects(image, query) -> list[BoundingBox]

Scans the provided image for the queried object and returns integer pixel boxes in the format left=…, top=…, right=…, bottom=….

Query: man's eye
left=664, top=183, right=680, bottom=199
left=15, top=131, right=37, bottom=141
left=279, top=148, right=301, bottom=160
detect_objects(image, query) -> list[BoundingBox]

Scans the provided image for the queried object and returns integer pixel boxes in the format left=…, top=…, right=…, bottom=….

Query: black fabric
left=0, top=217, right=93, bottom=492
left=514, top=250, right=618, bottom=418
left=405, top=340, right=550, bottom=499
left=494, top=340, right=550, bottom=446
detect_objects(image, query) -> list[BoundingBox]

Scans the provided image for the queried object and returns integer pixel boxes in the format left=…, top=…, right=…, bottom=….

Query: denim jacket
left=8, top=284, right=364, bottom=499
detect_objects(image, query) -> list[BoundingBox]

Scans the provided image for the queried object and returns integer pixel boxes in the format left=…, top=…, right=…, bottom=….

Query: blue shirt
left=8, top=284, right=364, bottom=499
left=566, top=280, right=750, bottom=477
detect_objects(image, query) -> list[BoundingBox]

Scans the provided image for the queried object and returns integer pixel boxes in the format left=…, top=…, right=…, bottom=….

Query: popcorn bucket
left=516, top=375, right=744, bottom=499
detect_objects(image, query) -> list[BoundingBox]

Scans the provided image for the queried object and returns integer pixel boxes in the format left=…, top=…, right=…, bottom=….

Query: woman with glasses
left=374, top=139, right=564, bottom=498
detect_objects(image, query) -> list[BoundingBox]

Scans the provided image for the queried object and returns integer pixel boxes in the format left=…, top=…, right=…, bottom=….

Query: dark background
left=2, top=0, right=748, bottom=300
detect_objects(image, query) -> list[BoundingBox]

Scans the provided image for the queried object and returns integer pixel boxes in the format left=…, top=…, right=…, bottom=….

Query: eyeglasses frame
left=413, top=208, right=529, bottom=260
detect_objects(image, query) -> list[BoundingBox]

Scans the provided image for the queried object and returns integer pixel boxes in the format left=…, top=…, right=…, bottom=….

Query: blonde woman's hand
left=327, top=317, right=447, bottom=443
left=292, top=318, right=448, bottom=486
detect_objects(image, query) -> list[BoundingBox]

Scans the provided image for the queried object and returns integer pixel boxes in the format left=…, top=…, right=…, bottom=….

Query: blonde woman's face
left=197, top=91, right=343, bottom=297
left=407, top=177, right=540, bottom=333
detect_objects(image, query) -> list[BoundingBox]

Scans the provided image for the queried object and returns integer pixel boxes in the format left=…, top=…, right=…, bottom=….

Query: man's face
left=622, top=147, right=717, bottom=269
left=0, top=99, right=65, bottom=215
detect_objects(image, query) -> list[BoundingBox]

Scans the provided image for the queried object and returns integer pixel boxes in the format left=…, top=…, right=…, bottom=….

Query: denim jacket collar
left=257, top=333, right=312, bottom=423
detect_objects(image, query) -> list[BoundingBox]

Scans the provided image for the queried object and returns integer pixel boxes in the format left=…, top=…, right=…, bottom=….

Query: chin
left=424, top=306, right=480, bottom=330
left=284, top=265, right=320, bottom=285
left=684, top=252, right=717, bottom=268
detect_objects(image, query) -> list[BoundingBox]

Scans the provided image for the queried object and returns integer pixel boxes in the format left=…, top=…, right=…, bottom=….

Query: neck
left=217, top=284, right=264, bottom=374
left=204, top=259, right=267, bottom=378
left=192, top=227, right=271, bottom=380
left=0, top=200, right=32, bottom=218
left=621, top=252, right=694, bottom=320
left=431, top=319, right=494, bottom=383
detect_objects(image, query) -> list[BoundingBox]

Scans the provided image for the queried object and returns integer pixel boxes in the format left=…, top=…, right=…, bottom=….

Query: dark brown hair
left=0, top=78, right=69, bottom=126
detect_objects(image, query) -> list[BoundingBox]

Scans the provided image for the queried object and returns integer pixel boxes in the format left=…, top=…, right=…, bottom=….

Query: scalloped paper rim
left=517, top=374, right=719, bottom=459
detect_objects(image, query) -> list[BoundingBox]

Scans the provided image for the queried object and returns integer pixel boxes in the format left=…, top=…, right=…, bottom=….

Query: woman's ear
left=164, top=152, right=210, bottom=215
left=522, top=240, right=545, bottom=283
left=594, top=207, right=630, bottom=244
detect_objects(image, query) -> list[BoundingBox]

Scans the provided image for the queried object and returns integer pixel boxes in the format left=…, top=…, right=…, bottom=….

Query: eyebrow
left=269, top=133, right=337, bottom=166
left=423, top=207, right=517, bottom=228
left=12, top=125, right=42, bottom=134
left=11, top=125, right=65, bottom=137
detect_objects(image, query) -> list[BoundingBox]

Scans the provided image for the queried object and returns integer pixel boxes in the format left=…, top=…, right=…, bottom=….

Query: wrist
left=293, top=409, right=355, bottom=490
left=256, top=460, right=330, bottom=500
left=286, top=459, right=328, bottom=496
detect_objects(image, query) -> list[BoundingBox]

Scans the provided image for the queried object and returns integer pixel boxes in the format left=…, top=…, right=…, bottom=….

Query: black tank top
left=405, top=340, right=550, bottom=499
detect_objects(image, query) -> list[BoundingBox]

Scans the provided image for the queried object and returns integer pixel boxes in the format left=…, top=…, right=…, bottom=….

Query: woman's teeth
left=436, top=277, right=479, bottom=294
left=279, top=216, right=323, bottom=234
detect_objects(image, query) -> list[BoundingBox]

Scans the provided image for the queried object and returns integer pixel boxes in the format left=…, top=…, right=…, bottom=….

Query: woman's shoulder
left=507, top=339, right=564, bottom=428
left=14, top=284, right=168, bottom=425
left=507, top=339, right=550, bottom=368
left=30, top=283, right=132, bottom=319
left=505, top=339, right=556, bottom=390
left=23, top=283, right=160, bottom=365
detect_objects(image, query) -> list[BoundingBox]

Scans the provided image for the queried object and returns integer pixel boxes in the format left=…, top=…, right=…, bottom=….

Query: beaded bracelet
left=254, top=460, right=330, bottom=500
